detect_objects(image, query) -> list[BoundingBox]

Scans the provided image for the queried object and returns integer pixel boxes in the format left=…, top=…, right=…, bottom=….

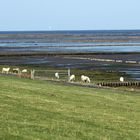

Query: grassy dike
left=0, top=76, right=140, bottom=140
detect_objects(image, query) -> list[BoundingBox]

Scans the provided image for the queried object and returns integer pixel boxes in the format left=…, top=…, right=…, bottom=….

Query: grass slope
left=0, top=76, right=140, bottom=140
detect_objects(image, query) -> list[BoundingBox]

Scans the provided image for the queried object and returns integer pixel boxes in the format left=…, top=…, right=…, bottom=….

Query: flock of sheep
left=1, top=67, right=125, bottom=83
left=55, top=72, right=124, bottom=83
left=55, top=72, right=91, bottom=83
left=2, top=67, right=28, bottom=74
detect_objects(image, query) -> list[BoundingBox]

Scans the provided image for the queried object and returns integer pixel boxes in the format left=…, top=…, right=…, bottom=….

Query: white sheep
left=120, top=77, right=124, bottom=82
left=81, top=75, right=90, bottom=83
left=69, top=75, right=75, bottom=82
left=2, top=68, right=10, bottom=74
left=13, top=68, right=20, bottom=74
left=55, top=72, right=59, bottom=79
left=22, top=69, right=27, bottom=73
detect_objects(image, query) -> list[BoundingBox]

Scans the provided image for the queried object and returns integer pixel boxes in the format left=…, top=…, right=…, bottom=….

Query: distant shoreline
left=0, top=52, right=140, bottom=57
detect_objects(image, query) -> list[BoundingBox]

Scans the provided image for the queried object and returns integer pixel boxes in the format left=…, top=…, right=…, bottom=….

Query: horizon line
left=0, top=29, right=140, bottom=32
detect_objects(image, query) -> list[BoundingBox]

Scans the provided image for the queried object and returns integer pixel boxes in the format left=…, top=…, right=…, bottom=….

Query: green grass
left=0, top=76, right=140, bottom=140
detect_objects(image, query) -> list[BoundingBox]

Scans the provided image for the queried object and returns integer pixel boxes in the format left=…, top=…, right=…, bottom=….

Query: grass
left=0, top=76, right=140, bottom=140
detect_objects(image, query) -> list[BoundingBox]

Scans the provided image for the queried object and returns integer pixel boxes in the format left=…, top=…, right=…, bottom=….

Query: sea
left=0, top=30, right=140, bottom=53
left=0, top=30, right=140, bottom=80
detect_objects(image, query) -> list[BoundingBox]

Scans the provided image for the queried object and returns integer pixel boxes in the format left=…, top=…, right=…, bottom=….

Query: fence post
left=31, top=69, right=35, bottom=80
left=18, top=70, right=21, bottom=78
left=68, top=68, right=71, bottom=82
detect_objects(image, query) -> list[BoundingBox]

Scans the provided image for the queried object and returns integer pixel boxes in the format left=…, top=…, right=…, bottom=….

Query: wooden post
left=18, top=70, right=21, bottom=78
left=68, top=68, right=71, bottom=82
left=31, top=69, right=35, bottom=80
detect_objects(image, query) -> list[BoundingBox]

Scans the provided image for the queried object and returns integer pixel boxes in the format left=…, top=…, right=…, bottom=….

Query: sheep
left=13, top=68, right=20, bottom=74
left=55, top=72, right=59, bottom=79
left=22, top=69, right=27, bottom=73
left=120, top=77, right=124, bottom=82
left=69, top=75, right=75, bottom=82
left=2, top=68, right=10, bottom=74
left=81, top=75, right=90, bottom=83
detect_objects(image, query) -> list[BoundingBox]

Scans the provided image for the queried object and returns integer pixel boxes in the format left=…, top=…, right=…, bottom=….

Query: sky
left=0, top=0, right=140, bottom=31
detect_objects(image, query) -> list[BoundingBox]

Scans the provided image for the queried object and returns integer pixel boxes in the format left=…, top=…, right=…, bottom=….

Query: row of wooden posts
left=97, top=81, right=140, bottom=87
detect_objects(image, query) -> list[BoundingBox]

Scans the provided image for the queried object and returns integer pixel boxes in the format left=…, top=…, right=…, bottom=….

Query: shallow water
left=0, top=30, right=140, bottom=80
left=1, top=30, right=140, bottom=53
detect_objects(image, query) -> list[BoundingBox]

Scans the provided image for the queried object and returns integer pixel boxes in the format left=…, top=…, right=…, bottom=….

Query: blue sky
left=0, top=0, right=140, bottom=30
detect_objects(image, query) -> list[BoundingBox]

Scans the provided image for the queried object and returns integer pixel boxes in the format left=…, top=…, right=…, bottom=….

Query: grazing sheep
left=22, top=69, right=27, bottom=73
left=120, top=77, right=124, bottom=82
left=81, top=75, right=90, bottom=83
left=55, top=72, right=59, bottom=79
left=69, top=75, right=75, bottom=82
left=13, top=68, right=20, bottom=74
left=2, top=68, right=10, bottom=74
